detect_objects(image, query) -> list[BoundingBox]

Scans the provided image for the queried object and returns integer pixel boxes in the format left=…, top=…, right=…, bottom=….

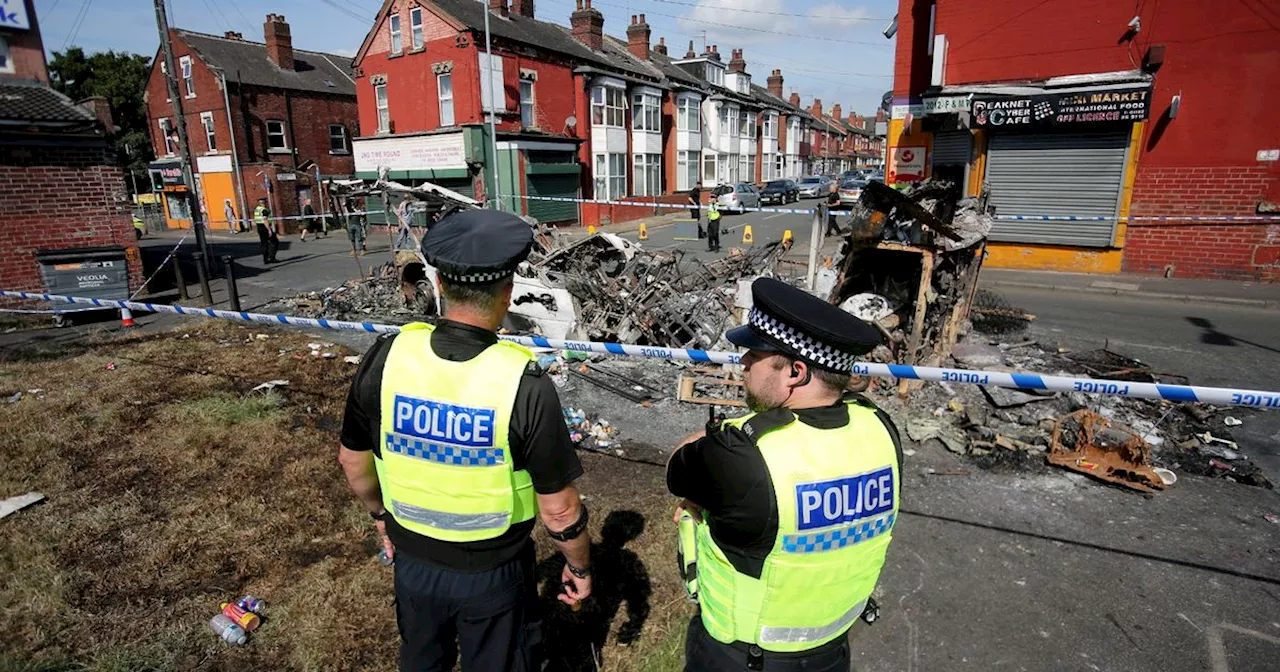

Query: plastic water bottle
left=209, top=614, right=247, bottom=646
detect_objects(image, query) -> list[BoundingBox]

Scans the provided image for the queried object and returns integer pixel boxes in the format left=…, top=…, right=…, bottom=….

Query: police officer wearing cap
left=339, top=209, right=592, bottom=671
left=667, top=277, right=903, bottom=672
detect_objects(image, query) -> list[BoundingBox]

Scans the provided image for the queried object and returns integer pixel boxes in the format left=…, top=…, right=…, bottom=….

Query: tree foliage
left=48, top=47, right=155, bottom=192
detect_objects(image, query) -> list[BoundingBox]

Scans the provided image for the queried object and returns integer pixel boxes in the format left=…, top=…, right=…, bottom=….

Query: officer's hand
left=559, top=567, right=591, bottom=606
left=374, top=520, right=394, bottom=561
left=673, top=498, right=704, bottom=525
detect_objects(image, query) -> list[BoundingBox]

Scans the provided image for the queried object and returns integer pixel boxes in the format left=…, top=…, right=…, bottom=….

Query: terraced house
left=351, top=0, right=862, bottom=227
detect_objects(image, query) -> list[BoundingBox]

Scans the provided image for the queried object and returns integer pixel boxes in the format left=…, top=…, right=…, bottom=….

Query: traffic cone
left=120, top=306, right=136, bottom=328
left=638, top=222, right=648, bottom=240
left=742, top=225, right=754, bottom=244
left=588, top=225, right=597, bottom=235
left=782, top=229, right=793, bottom=244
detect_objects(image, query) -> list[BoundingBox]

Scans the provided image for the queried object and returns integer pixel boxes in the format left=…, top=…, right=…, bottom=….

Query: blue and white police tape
left=505, top=194, right=817, bottom=216
left=3, top=289, right=1278, bottom=410
left=995, top=215, right=1280, bottom=223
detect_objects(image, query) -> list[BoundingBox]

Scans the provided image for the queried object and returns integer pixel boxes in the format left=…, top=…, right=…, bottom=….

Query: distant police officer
left=339, top=209, right=592, bottom=672
left=253, top=198, right=279, bottom=264
left=706, top=200, right=722, bottom=253
left=668, top=277, right=903, bottom=672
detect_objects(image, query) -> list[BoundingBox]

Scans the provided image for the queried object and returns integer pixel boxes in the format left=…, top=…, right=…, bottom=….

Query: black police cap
left=726, top=277, right=881, bottom=372
left=421, top=209, right=534, bottom=284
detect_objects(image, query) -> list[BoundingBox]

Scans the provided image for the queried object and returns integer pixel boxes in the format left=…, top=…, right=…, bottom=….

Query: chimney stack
left=511, top=0, right=534, bottom=18
left=654, top=37, right=668, bottom=56
left=570, top=0, right=604, bottom=52
left=489, top=0, right=508, bottom=17
left=789, top=92, right=801, bottom=107
left=727, top=48, right=746, bottom=73
left=224, top=30, right=244, bottom=40
left=810, top=98, right=823, bottom=117
left=832, top=103, right=842, bottom=120
left=685, top=40, right=697, bottom=58
left=767, top=69, right=783, bottom=98
left=627, top=14, right=651, bottom=61
left=78, top=97, right=114, bottom=132
left=264, top=14, right=294, bottom=71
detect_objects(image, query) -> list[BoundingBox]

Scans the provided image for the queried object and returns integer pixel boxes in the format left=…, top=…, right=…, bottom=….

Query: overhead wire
left=200, top=0, right=235, bottom=34
left=61, top=0, right=94, bottom=50
left=651, top=0, right=890, bottom=22
left=316, top=0, right=371, bottom=23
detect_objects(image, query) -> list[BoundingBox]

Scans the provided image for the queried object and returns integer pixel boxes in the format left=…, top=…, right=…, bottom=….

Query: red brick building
left=143, top=14, right=358, bottom=232
left=888, top=0, right=1279, bottom=280
left=1, top=0, right=141, bottom=296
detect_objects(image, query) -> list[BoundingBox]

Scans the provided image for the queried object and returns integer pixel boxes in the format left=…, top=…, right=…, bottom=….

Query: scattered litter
left=1048, top=410, right=1165, bottom=493
left=839, top=293, right=895, bottom=322
left=1223, top=416, right=1242, bottom=427
left=923, top=467, right=970, bottom=476
left=1200, top=444, right=1243, bottom=461
left=322, top=352, right=337, bottom=359
left=952, top=342, right=1005, bottom=369
left=343, top=355, right=361, bottom=365
left=105, top=362, right=117, bottom=371
left=1264, top=514, right=1279, bottom=525
left=1152, top=467, right=1177, bottom=486
left=1198, top=432, right=1240, bottom=450
left=563, top=407, right=622, bottom=451
left=7, top=391, right=21, bottom=403
left=250, top=380, right=289, bottom=393
left=906, top=417, right=967, bottom=454
left=0, top=492, right=45, bottom=520
left=981, top=385, right=1055, bottom=409
left=254, top=334, right=270, bottom=341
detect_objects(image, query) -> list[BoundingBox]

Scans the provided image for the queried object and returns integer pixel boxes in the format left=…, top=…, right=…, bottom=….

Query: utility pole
left=153, top=0, right=212, bottom=279
left=482, top=7, right=502, bottom=210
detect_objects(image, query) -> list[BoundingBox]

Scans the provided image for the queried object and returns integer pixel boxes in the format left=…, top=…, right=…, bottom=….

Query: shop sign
left=922, top=95, right=972, bottom=114
left=277, top=172, right=297, bottom=182
left=972, top=85, right=1151, bottom=129
left=889, top=146, right=927, bottom=183
left=354, top=132, right=467, bottom=173
left=0, top=0, right=32, bottom=30
left=150, top=161, right=186, bottom=187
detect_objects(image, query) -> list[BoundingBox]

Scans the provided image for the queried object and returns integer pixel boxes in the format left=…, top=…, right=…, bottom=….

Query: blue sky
left=35, top=0, right=897, bottom=113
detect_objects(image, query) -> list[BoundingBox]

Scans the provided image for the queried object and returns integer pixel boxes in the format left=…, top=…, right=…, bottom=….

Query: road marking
left=764, top=213, right=787, bottom=220
left=1207, top=623, right=1280, bottom=672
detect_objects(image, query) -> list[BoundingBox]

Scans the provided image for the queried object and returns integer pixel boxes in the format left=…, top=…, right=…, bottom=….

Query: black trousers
left=707, top=219, right=721, bottom=251
left=394, top=543, right=541, bottom=672
left=256, top=224, right=279, bottom=263
left=685, top=617, right=850, bottom=672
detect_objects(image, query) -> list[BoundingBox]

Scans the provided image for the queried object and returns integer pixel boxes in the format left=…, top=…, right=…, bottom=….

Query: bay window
left=594, top=153, right=626, bottom=200
left=633, top=153, right=661, bottom=196
left=632, top=92, right=660, bottom=132
left=677, top=97, right=698, bottom=131
left=591, top=85, right=625, bottom=128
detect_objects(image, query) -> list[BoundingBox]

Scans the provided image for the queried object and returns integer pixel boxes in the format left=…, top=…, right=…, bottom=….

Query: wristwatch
left=565, top=562, right=592, bottom=579
left=370, top=510, right=387, bottom=521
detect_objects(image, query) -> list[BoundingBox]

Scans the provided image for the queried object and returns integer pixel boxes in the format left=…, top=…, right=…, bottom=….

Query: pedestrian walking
left=346, top=197, right=367, bottom=256
left=706, top=200, right=722, bottom=253
left=688, top=181, right=705, bottom=239
left=339, top=209, right=592, bottom=672
left=669, top=277, right=902, bottom=672
left=299, top=199, right=324, bottom=242
left=825, top=191, right=843, bottom=237
left=223, top=199, right=239, bottom=234
left=253, top=198, right=279, bottom=264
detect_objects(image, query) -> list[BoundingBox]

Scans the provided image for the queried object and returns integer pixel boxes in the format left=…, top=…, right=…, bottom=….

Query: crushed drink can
left=221, top=602, right=261, bottom=631
left=237, top=595, right=267, bottom=616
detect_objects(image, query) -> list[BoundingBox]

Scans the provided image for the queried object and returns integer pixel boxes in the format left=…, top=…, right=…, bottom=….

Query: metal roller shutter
left=985, top=131, right=1129, bottom=247
left=526, top=173, right=580, bottom=224
left=931, top=131, right=972, bottom=167
left=431, top=178, right=474, bottom=200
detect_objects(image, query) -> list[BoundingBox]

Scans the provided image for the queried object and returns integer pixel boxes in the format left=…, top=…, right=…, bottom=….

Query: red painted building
left=889, top=0, right=1279, bottom=280
left=1, top=0, right=142, bottom=298
left=143, top=15, right=358, bottom=232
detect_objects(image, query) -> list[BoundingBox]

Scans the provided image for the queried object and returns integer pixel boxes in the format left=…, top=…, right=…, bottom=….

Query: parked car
left=865, top=171, right=885, bottom=183
left=713, top=182, right=760, bottom=213
left=839, top=170, right=862, bottom=182
left=760, top=179, right=799, bottom=205
left=796, top=176, right=831, bottom=198
left=837, top=180, right=867, bottom=207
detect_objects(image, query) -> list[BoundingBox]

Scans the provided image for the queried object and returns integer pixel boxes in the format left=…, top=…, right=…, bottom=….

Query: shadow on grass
left=537, top=510, right=653, bottom=672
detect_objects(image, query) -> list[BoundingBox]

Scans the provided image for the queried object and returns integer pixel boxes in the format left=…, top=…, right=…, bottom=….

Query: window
left=200, top=112, right=216, bottom=151
left=594, top=153, right=626, bottom=200
left=180, top=56, right=194, bottom=97
left=763, top=113, right=776, bottom=139
left=389, top=14, right=402, bottom=53
left=410, top=8, right=424, bottom=49
left=375, top=83, right=390, bottom=132
left=479, top=52, right=506, bottom=113
left=632, top=92, right=660, bottom=132
left=717, top=105, right=728, bottom=135
left=677, top=150, right=699, bottom=191
left=738, top=154, right=749, bottom=182
left=590, top=85, right=625, bottom=128
left=728, top=153, right=740, bottom=182
left=158, top=118, right=176, bottom=155
left=738, top=111, right=749, bottom=138
left=329, top=124, right=348, bottom=152
left=520, top=80, right=535, bottom=128
left=727, top=107, right=739, bottom=137
left=705, top=63, right=723, bottom=87
left=0, top=38, right=13, bottom=74
left=266, top=120, right=288, bottom=149
left=677, top=97, right=698, bottom=132
left=703, top=153, right=716, bottom=182
left=437, top=74, right=454, bottom=126
left=634, top=153, right=661, bottom=196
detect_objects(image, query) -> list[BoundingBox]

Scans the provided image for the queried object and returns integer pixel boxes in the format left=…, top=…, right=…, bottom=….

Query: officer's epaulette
left=739, top=407, right=795, bottom=442
left=523, top=360, right=544, bottom=377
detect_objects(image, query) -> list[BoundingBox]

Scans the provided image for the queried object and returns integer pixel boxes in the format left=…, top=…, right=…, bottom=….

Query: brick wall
left=0, top=142, right=142, bottom=294
left=1124, top=166, right=1278, bottom=281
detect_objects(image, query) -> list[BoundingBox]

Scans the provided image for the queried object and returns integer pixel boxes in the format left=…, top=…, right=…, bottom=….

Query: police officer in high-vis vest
left=339, top=209, right=592, bottom=671
left=667, top=277, right=903, bottom=672
left=253, top=198, right=279, bottom=264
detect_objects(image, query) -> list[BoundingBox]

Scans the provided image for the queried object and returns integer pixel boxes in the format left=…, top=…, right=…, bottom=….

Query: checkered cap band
left=438, top=268, right=514, bottom=284
left=749, top=306, right=860, bottom=372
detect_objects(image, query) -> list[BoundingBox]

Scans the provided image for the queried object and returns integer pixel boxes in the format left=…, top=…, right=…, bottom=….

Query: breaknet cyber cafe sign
left=972, top=85, right=1152, bottom=129
left=0, top=0, right=31, bottom=30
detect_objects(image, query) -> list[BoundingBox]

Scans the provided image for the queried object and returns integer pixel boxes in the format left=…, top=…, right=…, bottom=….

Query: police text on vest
left=394, top=396, right=496, bottom=447
left=795, top=467, right=895, bottom=530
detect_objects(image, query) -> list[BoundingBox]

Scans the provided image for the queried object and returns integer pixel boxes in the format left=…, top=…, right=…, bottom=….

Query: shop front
left=354, top=130, right=477, bottom=226
left=148, top=159, right=193, bottom=231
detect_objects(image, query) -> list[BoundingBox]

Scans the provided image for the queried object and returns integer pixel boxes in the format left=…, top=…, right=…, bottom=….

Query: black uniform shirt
left=341, top=320, right=583, bottom=571
left=666, top=395, right=902, bottom=578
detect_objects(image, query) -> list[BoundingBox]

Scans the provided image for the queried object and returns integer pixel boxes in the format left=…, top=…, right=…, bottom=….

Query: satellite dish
left=565, top=115, right=578, bottom=129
